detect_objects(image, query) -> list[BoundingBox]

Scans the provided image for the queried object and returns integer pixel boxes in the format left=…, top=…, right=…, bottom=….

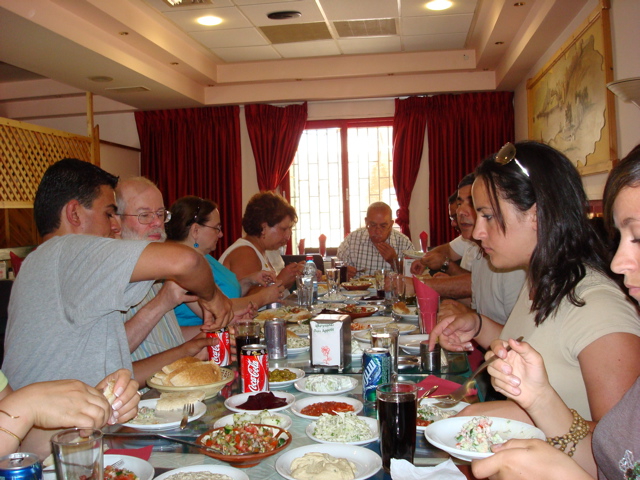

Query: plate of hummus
left=125, top=399, right=206, bottom=430
left=275, top=444, right=382, bottom=480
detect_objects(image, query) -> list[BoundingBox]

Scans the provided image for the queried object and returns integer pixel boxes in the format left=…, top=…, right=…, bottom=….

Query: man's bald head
left=116, top=177, right=167, bottom=242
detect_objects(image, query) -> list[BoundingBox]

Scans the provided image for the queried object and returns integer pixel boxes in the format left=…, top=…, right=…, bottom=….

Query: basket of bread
left=147, top=357, right=234, bottom=399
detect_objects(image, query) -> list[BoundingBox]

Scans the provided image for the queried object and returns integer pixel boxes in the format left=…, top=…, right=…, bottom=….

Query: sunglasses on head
left=495, top=143, right=530, bottom=178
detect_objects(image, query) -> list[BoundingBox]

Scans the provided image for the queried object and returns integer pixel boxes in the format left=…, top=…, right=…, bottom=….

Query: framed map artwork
left=527, top=2, right=617, bottom=176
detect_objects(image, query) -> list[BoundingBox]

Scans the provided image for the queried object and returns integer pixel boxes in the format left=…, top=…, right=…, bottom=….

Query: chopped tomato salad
left=300, top=401, right=355, bottom=417
left=200, top=424, right=284, bottom=455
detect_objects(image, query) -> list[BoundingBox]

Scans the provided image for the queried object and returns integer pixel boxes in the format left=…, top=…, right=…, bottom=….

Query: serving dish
left=224, top=391, right=295, bottom=413
left=306, top=416, right=379, bottom=445
left=275, top=444, right=382, bottom=480
left=337, top=305, right=379, bottom=319
left=213, top=412, right=293, bottom=430
left=294, top=375, right=358, bottom=395
left=416, top=398, right=469, bottom=432
left=398, top=334, right=430, bottom=354
left=146, top=367, right=234, bottom=400
left=103, top=455, right=154, bottom=480
left=269, top=367, right=305, bottom=389
left=290, top=395, right=363, bottom=419
left=341, top=281, right=373, bottom=291
left=154, top=465, right=248, bottom=480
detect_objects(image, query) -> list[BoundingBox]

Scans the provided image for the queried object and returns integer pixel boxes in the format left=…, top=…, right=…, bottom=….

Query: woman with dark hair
left=429, top=141, right=640, bottom=423
left=470, top=144, right=640, bottom=480
left=166, top=196, right=284, bottom=326
left=219, top=191, right=303, bottom=290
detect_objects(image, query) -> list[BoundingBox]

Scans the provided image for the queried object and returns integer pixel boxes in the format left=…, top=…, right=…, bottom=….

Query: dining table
left=104, top=299, right=480, bottom=480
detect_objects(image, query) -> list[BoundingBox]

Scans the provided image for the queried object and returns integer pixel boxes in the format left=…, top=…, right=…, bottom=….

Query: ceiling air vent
left=105, top=86, right=150, bottom=93
left=161, top=0, right=213, bottom=7
left=334, top=18, right=397, bottom=38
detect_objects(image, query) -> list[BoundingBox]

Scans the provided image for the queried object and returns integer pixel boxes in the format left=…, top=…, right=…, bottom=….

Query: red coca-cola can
left=240, top=344, right=269, bottom=393
left=207, top=328, right=231, bottom=366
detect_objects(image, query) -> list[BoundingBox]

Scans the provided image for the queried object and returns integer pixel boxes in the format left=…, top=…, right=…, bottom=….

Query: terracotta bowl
left=196, top=424, right=292, bottom=468
left=338, top=305, right=379, bottom=319
left=146, top=368, right=235, bottom=400
left=341, top=281, right=373, bottom=291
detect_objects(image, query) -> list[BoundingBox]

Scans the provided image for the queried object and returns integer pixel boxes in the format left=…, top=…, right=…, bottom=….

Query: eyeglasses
left=366, top=222, right=391, bottom=231
left=199, top=223, right=222, bottom=234
left=118, top=209, right=171, bottom=224
left=495, top=142, right=530, bottom=178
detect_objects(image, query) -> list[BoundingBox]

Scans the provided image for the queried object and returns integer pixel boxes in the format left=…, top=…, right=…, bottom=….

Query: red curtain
left=245, top=102, right=308, bottom=191
left=392, top=97, right=429, bottom=237
left=392, top=92, right=514, bottom=246
left=135, top=106, right=242, bottom=255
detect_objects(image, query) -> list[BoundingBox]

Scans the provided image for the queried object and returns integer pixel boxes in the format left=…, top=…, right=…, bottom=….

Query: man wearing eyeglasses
left=3, top=159, right=233, bottom=391
left=337, top=202, right=414, bottom=279
left=116, top=177, right=222, bottom=383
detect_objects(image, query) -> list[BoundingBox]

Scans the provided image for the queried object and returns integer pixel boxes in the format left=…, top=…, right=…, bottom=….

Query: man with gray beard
left=117, top=177, right=218, bottom=383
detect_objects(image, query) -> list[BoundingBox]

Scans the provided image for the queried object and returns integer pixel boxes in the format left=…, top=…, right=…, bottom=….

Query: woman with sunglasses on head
left=429, top=141, right=640, bottom=425
left=166, top=196, right=285, bottom=327
left=471, top=145, right=640, bottom=480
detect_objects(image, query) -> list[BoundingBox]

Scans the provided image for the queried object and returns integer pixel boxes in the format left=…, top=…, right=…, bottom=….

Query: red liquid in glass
left=377, top=395, right=417, bottom=472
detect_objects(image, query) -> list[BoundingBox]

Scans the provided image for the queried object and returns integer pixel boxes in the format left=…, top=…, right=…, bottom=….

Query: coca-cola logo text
left=247, top=359, right=262, bottom=390
left=211, top=344, right=221, bottom=363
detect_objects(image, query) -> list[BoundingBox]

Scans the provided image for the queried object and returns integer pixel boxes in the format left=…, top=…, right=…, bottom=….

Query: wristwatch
left=441, top=257, right=450, bottom=272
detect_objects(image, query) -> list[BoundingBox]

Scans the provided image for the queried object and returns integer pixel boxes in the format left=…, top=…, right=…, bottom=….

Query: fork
left=109, top=459, right=125, bottom=469
left=180, top=403, right=194, bottom=430
left=431, top=336, right=524, bottom=407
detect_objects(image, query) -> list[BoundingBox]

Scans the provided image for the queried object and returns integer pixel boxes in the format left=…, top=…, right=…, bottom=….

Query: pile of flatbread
left=151, top=357, right=222, bottom=387
left=255, top=306, right=312, bottom=323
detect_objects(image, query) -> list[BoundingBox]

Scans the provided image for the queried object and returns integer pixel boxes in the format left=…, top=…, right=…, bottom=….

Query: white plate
left=287, top=324, right=310, bottom=337
left=103, top=455, right=154, bottom=480
left=124, top=399, right=206, bottom=430
left=269, top=367, right=305, bottom=389
left=355, top=316, right=394, bottom=327
left=393, top=305, right=419, bottom=321
left=276, top=444, right=382, bottom=480
left=213, top=412, right=293, bottom=430
left=306, top=416, right=379, bottom=445
left=224, top=391, right=295, bottom=413
left=341, top=290, right=370, bottom=297
left=294, top=375, right=358, bottom=395
left=416, top=398, right=469, bottom=432
left=399, top=334, right=430, bottom=354
left=155, top=465, right=249, bottom=480
left=353, top=330, right=372, bottom=343
left=290, top=395, right=364, bottom=419
left=318, top=293, right=349, bottom=302
left=424, top=416, right=546, bottom=462
left=404, top=249, right=426, bottom=259
left=317, top=302, right=347, bottom=311
left=288, top=346, right=310, bottom=355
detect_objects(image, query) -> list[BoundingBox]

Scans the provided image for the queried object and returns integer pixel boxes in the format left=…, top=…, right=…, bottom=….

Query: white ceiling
left=0, top=0, right=590, bottom=114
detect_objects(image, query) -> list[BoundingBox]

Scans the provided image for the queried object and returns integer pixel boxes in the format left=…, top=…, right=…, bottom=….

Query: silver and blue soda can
left=0, top=453, right=42, bottom=480
left=363, top=347, right=391, bottom=403
left=264, top=318, right=288, bottom=359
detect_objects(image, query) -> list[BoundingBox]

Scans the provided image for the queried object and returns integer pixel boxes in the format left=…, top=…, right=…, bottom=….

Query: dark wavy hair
left=166, top=196, right=218, bottom=241
left=603, top=144, right=640, bottom=234
left=242, top=191, right=297, bottom=236
left=34, top=158, right=118, bottom=237
left=475, top=141, right=611, bottom=325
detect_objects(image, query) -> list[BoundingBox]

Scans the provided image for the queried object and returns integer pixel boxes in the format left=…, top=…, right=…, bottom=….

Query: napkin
left=419, top=231, right=429, bottom=252
left=391, top=459, right=466, bottom=480
left=104, top=445, right=153, bottom=460
left=413, top=276, right=439, bottom=333
left=416, top=374, right=477, bottom=398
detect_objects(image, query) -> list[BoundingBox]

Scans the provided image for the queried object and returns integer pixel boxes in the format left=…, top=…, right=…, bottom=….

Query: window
left=289, top=119, right=399, bottom=251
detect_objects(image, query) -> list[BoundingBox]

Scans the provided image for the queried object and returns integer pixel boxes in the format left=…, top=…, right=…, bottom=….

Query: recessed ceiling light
left=495, top=41, right=505, bottom=45
left=425, top=0, right=453, bottom=11
left=267, top=11, right=302, bottom=20
left=514, top=2, right=526, bottom=6
left=197, top=15, right=222, bottom=26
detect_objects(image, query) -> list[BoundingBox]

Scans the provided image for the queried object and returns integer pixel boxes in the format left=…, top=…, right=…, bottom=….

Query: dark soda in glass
left=377, top=386, right=417, bottom=472
left=236, top=335, right=260, bottom=356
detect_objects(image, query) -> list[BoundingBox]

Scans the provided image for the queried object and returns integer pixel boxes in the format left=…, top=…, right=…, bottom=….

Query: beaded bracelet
left=0, top=425, right=21, bottom=445
left=473, top=313, right=483, bottom=338
left=546, top=409, right=590, bottom=457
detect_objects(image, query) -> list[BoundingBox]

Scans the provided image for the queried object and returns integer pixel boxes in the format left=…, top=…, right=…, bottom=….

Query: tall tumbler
left=51, top=428, right=103, bottom=480
left=376, top=382, right=417, bottom=473
left=371, top=326, right=400, bottom=374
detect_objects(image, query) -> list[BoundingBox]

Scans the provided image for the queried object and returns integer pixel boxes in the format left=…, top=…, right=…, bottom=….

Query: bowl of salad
left=196, top=424, right=292, bottom=467
left=337, top=304, right=379, bottom=319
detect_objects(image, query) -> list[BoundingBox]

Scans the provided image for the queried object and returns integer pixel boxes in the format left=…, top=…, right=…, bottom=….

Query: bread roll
left=166, top=361, right=222, bottom=386
left=162, top=356, right=200, bottom=374
left=102, top=379, right=117, bottom=405
left=156, top=390, right=205, bottom=411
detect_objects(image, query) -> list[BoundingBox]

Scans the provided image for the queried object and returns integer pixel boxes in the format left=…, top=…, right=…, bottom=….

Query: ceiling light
left=167, top=0, right=183, bottom=5
left=425, top=0, right=453, bottom=11
left=514, top=2, right=526, bottom=5
left=495, top=41, right=505, bottom=45
left=197, top=16, right=222, bottom=26
left=88, top=76, right=113, bottom=83
left=267, top=11, right=302, bottom=20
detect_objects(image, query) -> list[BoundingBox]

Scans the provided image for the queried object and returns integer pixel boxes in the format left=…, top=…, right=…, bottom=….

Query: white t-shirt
left=449, top=236, right=476, bottom=271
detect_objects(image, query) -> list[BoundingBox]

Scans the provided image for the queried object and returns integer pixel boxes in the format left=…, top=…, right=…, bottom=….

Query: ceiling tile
left=402, top=13, right=473, bottom=36
left=260, top=23, right=332, bottom=44
left=237, top=0, right=324, bottom=26
left=335, top=18, right=397, bottom=37
left=162, top=6, right=252, bottom=31
left=338, top=36, right=402, bottom=55
left=403, top=32, right=468, bottom=51
left=319, top=0, right=399, bottom=21
left=212, top=45, right=282, bottom=61
left=142, top=0, right=234, bottom=13
left=273, top=39, right=341, bottom=58
left=190, top=27, right=268, bottom=48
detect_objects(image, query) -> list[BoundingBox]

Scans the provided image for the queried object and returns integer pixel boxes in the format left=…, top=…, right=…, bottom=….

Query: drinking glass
left=374, top=270, right=385, bottom=297
left=326, top=268, right=339, bottom=294
left=234, top=320, right=261, bottom=366
left=296, top=275, right=313, bottom=309
left=51, top=428, right=103, bottom=480
left=376, top=382, right=417, bottom=473
left=371, top=326, right=400, bottom=373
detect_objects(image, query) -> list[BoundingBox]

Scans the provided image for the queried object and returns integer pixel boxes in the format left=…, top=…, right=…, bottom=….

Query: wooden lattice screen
left=0, top=117, right=100, bottom=247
